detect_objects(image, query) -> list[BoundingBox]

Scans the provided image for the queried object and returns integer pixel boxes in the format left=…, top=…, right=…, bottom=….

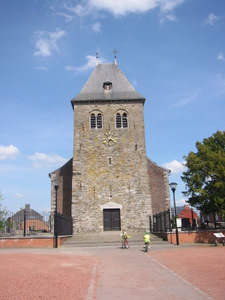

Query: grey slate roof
left=71, top=63, right=145, bottom=104
left=171, top=206, right=185, bottom=216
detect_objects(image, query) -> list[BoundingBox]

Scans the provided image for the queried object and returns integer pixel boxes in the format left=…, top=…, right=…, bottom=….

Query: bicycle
left=123, top=236, right=129, bottom=249
left=145, top=242, right=150, bottom=252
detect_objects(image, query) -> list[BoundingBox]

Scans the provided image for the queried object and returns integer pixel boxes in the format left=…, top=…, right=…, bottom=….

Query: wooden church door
left=103, top=209, right=121, bottom=231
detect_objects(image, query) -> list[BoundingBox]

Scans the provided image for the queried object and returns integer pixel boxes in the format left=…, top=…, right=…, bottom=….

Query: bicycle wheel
left=145, top=243, right=148, bottom=252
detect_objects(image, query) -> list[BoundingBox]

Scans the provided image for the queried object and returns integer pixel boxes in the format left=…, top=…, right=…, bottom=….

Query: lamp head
left=169, top=182, right=178, bottom=192
left=53, top=178, right=60, bottom=190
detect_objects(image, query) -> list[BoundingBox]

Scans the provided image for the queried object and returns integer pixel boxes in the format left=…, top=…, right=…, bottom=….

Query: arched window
left=116, top=111, right=128, bottom=128
left=90, top=113, right=96, bottom=129
left=122, top=113, right=128, bottom=128
left=116, top=113, right=121, bottom=128
left=90, top=112, right=102, bottom=129
left=97, top=113, right=102, bottom=128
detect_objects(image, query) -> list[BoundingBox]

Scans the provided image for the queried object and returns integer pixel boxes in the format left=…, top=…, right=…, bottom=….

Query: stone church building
left=49, top=60, right=171, bottom=234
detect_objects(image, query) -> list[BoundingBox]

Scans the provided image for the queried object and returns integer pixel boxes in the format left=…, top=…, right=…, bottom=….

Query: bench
left=213, top=232, right=225, bottom=246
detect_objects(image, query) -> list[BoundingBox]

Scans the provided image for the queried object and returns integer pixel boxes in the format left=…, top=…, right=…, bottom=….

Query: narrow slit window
left=122, top=113, right=128, bottom=128
left=97, top=113, right=102, bottom=128
left=116, top=113, right=121, bottom=128
left=91, top=113, right=96, bottom=129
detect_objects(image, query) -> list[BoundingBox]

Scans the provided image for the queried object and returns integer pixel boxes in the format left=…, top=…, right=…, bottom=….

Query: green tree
left=182, top=131, right=225, bottom=227
left=0, top=192, right=8, bottom=233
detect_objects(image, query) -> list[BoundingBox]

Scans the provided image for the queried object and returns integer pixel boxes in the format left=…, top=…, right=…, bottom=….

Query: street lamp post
left=169, top=182, right=179, bottom=245
left=53, top=179, right=59, bottom=248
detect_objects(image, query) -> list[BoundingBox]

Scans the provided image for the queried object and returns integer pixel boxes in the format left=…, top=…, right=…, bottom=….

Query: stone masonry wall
left=72, top=101, right=152, bottom=233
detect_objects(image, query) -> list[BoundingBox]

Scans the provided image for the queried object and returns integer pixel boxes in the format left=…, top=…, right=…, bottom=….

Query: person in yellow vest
left=121, top=229, right=130, bottom=248
left=144, top=231, right=150, bottom=250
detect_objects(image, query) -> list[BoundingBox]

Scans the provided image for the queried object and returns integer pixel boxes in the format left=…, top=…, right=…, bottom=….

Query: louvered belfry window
left=122, top=113, right=128, bottom=128
left=116, top=113, right=121, bottom=128
left=116, top=111, right=128, bottom=128
left=97, top=113, right=102, bottom=128
left=91, top=113, right=96, bottom=129
left=90, top=112, right=102, bottom=129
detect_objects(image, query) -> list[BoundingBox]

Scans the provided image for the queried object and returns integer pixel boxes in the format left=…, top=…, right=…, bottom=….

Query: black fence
left=150, top=209, right=202, bottom=232
left=54, top=212, right=73, bottom=236
left=1, top=209, right=51, bottom=237
left=150, top=209, right=172, bottom=233
left=1, top=208, right=73, bottom=237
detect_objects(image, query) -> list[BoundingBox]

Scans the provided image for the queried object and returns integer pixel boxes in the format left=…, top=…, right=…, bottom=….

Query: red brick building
left=20, top=219, right=49, bottom=232
left=171, top=205, right=198, bottom=229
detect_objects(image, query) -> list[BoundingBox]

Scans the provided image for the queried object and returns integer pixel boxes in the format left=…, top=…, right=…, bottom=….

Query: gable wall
left=147, top=159, right=171, bottom=215
left=50, top=159, right=72, bottom=217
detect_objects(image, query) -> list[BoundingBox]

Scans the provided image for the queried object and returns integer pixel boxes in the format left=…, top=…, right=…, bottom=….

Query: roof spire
left=113, top=48, right=118, bottom=65
left=96, top=51, right=99, bottom=65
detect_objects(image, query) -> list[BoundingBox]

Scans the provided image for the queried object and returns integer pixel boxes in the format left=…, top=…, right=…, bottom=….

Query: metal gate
left=54, top=212, right=73, bottom=236
left=103, top=209, right=121, bottom=231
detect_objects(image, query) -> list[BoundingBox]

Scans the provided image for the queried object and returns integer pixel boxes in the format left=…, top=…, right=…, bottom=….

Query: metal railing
left=1, top=210, right=51, bottom=237
left=54, top=212, right=73, bottom=236
left=1, top=209, right=73, bottom=238
left=150, top=209, right=172, bottom=233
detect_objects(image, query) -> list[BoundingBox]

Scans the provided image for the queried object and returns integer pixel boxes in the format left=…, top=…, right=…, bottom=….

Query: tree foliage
left=182, top=131, right=225, bottom=216
left=0, top=192, right=8, bottom=232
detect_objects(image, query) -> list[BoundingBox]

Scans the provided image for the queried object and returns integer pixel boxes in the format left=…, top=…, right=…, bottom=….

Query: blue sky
left=0, top=0, right=225, bottom=214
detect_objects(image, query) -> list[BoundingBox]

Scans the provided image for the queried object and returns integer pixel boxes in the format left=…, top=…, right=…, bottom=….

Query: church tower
left=71, top=62, right=153, bottom=233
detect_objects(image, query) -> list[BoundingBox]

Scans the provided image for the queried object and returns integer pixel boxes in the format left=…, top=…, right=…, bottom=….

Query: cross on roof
left=113, top=49, right=119, bottom=65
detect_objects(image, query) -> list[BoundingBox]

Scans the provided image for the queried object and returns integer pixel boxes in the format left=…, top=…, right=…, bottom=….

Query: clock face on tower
left=102, top=131, right=117, bottom=146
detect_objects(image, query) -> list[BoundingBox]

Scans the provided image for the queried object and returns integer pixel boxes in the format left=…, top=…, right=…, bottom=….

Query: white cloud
left=28, top=152, right=67, bottom=168
left=56, top=12, right=74, bottom=22
left=173, top=93, right=198, bottom=107
left=218, top=52, right=225, bottom=62
left=33, top=29, right=66, bottom=57
left=63, top=0, right=185, bottom=18
left=0, top=145, right=19, bottom=160
left=176, top=198, right=187, bottom=206
left=64, top=2, right=91, bottom=17
left=92, top=22, right=101, bottom=33
left=165, top=14, right=177, bottom=22
left=203, top=13, right=219, bottom=26
left=65, top=55, right=107, bottom=72
left=14, top=193, right=25, bottom=199
left=163, top=160, right=185, bottom=174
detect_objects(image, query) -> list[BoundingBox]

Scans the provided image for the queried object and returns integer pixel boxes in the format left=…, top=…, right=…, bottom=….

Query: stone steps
left=61, top=232, right=167, bottom=247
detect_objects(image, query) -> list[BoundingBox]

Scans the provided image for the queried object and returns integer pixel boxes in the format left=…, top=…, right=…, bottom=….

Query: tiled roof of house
left=171, top=206, right=185, bottom=216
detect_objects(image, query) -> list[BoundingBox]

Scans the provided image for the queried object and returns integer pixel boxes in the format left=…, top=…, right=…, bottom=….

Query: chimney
left=25, top=204, right=30, bottom=211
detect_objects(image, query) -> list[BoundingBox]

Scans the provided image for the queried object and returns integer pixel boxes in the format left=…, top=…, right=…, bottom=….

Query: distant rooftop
left=71, top=63, right=145, bottom=105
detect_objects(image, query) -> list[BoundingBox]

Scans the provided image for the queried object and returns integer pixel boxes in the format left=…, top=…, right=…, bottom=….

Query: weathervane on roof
left=96, top=51, right=99, bottom=65
left=113, top=48, right=119, bottom=65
